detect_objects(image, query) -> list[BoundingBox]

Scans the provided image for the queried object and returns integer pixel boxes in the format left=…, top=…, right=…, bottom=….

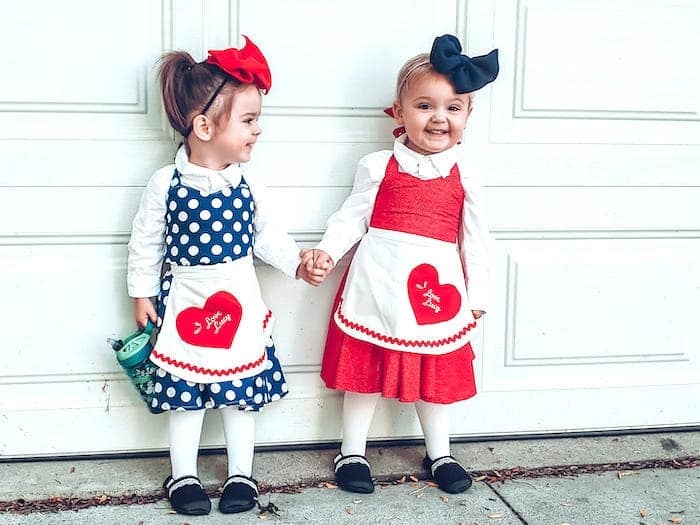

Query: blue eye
left=417, top=103, right=431, bottom=110
left=448, top=105, right=462, bottom=112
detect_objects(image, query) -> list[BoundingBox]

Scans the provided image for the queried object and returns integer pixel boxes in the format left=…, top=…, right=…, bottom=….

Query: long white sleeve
left=245, top=171, right=301, bottom=278
left=126, top=166, right=173, bottom=298
left=457, top=160, right=491, bottom=312
left=315, top=151, right=390, bottom=264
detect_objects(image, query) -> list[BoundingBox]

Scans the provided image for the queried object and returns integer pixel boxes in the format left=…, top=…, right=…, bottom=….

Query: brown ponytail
left=157, top=51, right=240, bottom=137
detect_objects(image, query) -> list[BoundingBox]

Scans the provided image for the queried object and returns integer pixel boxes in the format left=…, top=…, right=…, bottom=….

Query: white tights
left=221, top=408, right=255, bottom=477
left=168, top=408, right=255, bottom=480
left=340, top=392, right=451, bottom=460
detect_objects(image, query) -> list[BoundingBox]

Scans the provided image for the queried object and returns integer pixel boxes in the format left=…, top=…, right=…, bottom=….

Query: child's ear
left=391, top=101, right=404, bottom=125
left=191, top=115, right=212, bottom=141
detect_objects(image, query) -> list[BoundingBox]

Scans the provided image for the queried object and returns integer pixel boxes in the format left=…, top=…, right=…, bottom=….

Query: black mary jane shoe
left=219, top=474, right=259, bottom=514
left=163, top=475, right=211, bottom=515
left=423, top=455, right=473, bottom=494
left=333, top=453, right=375, bottom=494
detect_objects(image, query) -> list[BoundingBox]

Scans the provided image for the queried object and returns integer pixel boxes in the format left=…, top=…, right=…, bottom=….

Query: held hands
left=134, top=297, right=157, bottom=329
left=296, top=249, right=334, bottom=286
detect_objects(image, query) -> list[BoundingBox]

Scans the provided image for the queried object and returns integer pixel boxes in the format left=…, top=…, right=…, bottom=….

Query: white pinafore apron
left=334, top=227, right=476, bottom=355
left=151, top=255, right=274, bottom=383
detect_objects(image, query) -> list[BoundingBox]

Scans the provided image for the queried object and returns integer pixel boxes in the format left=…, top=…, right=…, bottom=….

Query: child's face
left=392, top=72, right=472, bottom=156
left=210, top=84, right=262, bottom=165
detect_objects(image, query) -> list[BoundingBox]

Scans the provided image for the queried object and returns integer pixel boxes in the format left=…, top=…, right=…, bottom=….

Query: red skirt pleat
left=320, top=271, right=477, bottom=405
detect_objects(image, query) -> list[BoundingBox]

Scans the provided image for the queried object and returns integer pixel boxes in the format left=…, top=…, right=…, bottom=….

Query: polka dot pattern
left=163, top=172, right=255, bottom=267
left=149, top=338, right=288, bottom=413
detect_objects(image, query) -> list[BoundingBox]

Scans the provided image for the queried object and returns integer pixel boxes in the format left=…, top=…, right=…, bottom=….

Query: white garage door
left=1, top=0, right=698, bottom=458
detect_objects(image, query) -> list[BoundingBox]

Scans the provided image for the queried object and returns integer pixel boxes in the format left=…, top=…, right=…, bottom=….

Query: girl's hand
left=299, top=249, right=315, bottom=271
left=134, top=297, right=157, bottom=329
left=471, top=310, right=485, bottom=320
left=311, top=249, right=334, bottom=272
left=297, top=249, right=334, bottom=286
left=296, top=261, right=325, bottom=286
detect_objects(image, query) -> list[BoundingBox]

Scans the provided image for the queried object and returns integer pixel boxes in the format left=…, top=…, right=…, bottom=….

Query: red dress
left=321, top=156, right=477, bottom=404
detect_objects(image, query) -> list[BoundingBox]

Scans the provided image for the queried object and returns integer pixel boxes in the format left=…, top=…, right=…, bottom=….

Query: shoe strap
left=429, top=456, right=458, bottom=476
left=333, top=454, right=370, bottom=473
left=164, top=475, right=203, bottom=497
left=223, top=474, right=258, bottom=494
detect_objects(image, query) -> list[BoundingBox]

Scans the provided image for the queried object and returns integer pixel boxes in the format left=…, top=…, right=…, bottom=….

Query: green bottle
left=108, top=321, right=158, bottom=413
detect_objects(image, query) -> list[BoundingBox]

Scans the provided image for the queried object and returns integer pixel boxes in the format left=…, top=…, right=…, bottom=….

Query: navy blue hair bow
left=429, top=34, right=499, bottom=93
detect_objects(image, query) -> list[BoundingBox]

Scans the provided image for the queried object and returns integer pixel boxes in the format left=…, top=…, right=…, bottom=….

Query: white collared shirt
left=393, top=136, right=458, bottom=180
left=127, top=147, right=301, bottom=297
left=316, top=135, right=491, bottom=311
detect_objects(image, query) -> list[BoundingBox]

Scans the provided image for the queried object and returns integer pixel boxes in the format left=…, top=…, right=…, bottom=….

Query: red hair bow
left=383, top=107, right=405, bottom=138
left=206, top=36, right=272, bottom=93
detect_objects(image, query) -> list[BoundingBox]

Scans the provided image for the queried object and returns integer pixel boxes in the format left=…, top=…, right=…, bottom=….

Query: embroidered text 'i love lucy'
left=176, top=291, right=242, bottom=348
left=407, top=264, right=461, bottom=325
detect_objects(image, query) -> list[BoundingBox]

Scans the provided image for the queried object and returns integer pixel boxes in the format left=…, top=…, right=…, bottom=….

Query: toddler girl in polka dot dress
left=127, top=36, right=322, bottom=516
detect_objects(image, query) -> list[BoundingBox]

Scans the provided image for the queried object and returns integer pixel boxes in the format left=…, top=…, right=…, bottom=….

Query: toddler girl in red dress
left=305, top=34, right=498, bottom=494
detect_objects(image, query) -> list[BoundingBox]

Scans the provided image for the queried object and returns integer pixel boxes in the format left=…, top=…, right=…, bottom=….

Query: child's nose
left=431, top=110, right=447, bottom=122
left=252, top=122, right=262, bottom=135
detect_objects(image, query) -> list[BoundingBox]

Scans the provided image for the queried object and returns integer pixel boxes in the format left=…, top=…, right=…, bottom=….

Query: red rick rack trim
left=262, top=309, right=272, bottom=329
left=336, top=300, right=476, bottom=348
left=151, top=349, right=267, bottom=377
left=153, top=310, right=273, bottom=376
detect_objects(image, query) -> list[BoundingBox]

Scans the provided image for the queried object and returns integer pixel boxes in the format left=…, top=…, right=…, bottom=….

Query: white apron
left=334, top=227, right=476, bottom=355
left=151, top=255, right=274, bottom=383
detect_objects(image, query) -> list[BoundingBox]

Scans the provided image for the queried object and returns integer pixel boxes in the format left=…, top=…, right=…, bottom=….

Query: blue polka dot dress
left=150, top=170, right=289, bottom=414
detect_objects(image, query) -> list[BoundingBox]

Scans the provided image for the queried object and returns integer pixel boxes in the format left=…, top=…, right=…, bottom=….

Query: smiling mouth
left=426, top=129, right=448, bottom=135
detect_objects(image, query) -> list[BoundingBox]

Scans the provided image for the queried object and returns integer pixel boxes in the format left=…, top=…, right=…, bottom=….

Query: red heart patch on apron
left=407, top=264, right=461, bottom=325
left=176, top=291, right=242, bottom=349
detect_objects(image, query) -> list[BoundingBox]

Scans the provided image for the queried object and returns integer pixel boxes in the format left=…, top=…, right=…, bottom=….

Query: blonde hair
left=395, top=52, right=474, bottom=105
